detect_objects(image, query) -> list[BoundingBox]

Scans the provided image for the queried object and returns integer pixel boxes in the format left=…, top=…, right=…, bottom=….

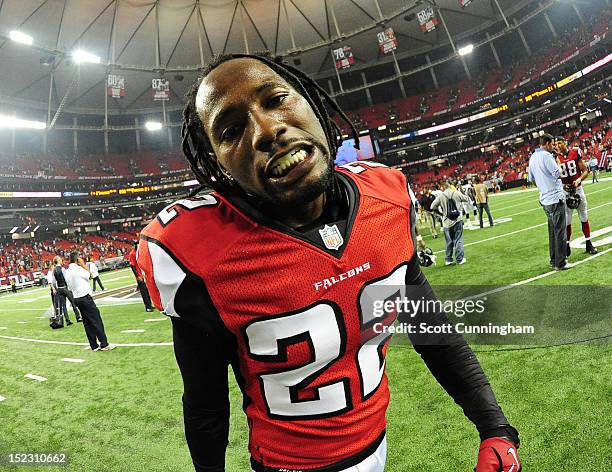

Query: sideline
left=496, top=186, right=612, bottom=218
left=435, top=200, right=612, bottom=254
left=2, top=210, right=610, bottom=350
left=488, top=176, right=611, bottom=197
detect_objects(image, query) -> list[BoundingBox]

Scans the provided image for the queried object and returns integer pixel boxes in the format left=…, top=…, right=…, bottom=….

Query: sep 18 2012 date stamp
left=0, top=452, right=69, bottom=466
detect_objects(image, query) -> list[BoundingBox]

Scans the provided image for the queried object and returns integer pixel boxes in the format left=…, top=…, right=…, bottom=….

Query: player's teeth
left=271, top=148, right=308, bottom=177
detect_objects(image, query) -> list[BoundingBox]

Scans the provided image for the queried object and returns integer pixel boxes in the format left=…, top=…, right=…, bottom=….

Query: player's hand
left=418, top=239, right=426, bottom=250
left=573, top=178, right=581, bottom=187
left=475, top=437, right=521, bottom=472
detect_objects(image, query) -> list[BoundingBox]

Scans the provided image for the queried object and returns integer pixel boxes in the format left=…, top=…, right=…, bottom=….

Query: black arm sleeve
left=172, top=274, right=237, bottom=471
left=400, top=257, right=519, bottom=444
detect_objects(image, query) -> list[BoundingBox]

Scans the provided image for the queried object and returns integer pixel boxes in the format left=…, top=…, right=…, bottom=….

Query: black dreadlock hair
left=181, top=52, right=359, bottom=198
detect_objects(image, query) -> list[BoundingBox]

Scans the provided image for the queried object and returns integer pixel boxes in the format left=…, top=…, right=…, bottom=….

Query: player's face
left=196, top=58, right=331, bottom=208
left=556, top=141, right=568, bottom=154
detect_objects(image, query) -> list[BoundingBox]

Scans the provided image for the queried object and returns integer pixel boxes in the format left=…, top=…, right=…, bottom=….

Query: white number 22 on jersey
left=157, top=195, right=218, bottom=226
left=244, top=264, right=407, bottom=420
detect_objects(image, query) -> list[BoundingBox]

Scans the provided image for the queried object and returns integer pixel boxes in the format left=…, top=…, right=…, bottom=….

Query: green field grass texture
left=0, top=179, right=611, bottom=471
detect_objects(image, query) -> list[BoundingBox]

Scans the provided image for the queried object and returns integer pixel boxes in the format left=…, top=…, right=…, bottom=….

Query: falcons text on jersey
left=137, top=163, right=415, bottom=471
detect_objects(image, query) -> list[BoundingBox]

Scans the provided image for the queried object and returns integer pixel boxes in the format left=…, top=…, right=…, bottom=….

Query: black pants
left=137, top=280, right=153, bottom=310
left=74, top=295, right=109, bottom=350
left=92, top=276, right=105, bottom=292
left=477, top=203, right=494, bottom=228
left=55, top=287, right=81, bottom=322
left=542, top=200, right=568, bottom=268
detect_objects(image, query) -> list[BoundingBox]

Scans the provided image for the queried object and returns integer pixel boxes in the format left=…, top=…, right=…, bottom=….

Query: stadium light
left=145, top=121, right=163, bottom=131
left=458, top=44, right=474, bottom=56
left=72, top=49, right=101, bottom=64
left=0, top=114, right=46, bottom=129
left=9, top=30, right=33, bottom=45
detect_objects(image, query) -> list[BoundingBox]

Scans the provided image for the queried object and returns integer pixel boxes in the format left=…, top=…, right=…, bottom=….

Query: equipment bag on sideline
left=49, top=302, right=64, bottom=329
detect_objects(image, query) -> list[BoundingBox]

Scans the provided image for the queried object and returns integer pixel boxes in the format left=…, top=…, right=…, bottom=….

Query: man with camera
left=48, top=256, right=82, bottom=325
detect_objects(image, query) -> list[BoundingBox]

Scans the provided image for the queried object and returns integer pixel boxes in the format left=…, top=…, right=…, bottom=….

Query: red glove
left=475, top=437, right=521, bottom=472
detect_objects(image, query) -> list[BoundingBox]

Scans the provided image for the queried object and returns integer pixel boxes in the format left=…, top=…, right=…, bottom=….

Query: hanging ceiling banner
left=152, top=78, right=170, bottom=101
left=417, top=7, right=438, bottom=33
left=107, top=74, right=125, bottom=99
left=377, top=28, right=398, bottom=55
left=458, top=0, right=472, bottom=7
left=333, top=46, right=355, bottom=70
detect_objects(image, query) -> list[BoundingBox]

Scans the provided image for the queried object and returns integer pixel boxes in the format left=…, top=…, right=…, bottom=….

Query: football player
left=555, top=138, right=598, bottom=255
left=137, top=53, right=520, bottom=472
left=460, top=180, right=477, bottom=228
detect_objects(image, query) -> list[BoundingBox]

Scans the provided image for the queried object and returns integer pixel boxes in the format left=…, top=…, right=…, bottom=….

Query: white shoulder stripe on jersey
left=146, top=241, right=187, bottom=318
left=407, top=182, right=417, bottom=206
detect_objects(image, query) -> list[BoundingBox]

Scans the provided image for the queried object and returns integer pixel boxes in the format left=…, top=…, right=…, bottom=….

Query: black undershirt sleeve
left=402, top=175, right=518, bottom=443
left=400, top=257, right=520, bottom=444
left=171, top=274, right=238, bottom=472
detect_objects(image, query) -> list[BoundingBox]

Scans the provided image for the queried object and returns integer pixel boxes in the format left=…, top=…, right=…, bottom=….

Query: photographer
left=49, top=256, right=81, bottom=325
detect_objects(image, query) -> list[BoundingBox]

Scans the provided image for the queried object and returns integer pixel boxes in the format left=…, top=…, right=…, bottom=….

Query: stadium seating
left=337, top=12, right=610, bottom=134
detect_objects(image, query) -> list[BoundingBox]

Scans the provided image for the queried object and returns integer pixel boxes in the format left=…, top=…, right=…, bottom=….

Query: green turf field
left=0, top=179, right=610, bottom=471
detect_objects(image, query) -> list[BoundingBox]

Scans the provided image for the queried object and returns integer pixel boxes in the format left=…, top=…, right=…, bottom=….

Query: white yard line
left=97, top=299, right=143, bottom=306
left=2, top=210, right=610, bottom=351
left=434, top=222, right=546, bottom=254
left=471, top=247, right=612, bottom=299
left=488, top=177, right=612, bottom=198
left=96, top=274, right=132, bottom=283
left=0, top=395, right=5, bottom=401
left=496, top=187, right=612, bottom=219
left=24, top=374, right=47, bottom=382
left=121, top=329, right=145, bottom=333
left=144, top=318, right=167, bottom=322
left=0, top=308, right=50, bottom=311
left=61, top=358, right=85, bottom=363
left=493, top=198, right=537, bottom=213
left=0, top=270, right=132, bottom=303
left=0, top=335, right=172, bottom=347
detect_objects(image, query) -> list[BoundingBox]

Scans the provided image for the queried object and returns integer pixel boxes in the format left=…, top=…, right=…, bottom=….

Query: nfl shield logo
left=319, top=224, right=344, bottom=250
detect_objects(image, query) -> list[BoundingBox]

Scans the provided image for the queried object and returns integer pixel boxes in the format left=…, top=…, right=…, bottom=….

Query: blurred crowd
left=0, top=231, right=137, bottom=276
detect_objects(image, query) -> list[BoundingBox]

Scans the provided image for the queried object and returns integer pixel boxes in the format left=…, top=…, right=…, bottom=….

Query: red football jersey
left=137, top=163, right=415, bottom=470
left=559, top=147, right=583, bottom=187
left=127, top=248, right=142, bottom=277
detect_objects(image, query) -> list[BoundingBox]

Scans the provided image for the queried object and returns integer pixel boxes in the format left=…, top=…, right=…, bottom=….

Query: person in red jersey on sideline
left=127, top=242, right=154, bottom=312
left=555, top=137, right=598, bottom=256
left=137, top=53, right=521, bottom=472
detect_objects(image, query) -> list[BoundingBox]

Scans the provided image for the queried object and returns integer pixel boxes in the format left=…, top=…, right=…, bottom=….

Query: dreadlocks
left=181, top=52, right=359, bottom=197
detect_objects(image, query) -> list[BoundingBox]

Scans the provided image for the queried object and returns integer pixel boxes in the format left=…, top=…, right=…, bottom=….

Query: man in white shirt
left=65, top=252, right=114, bottom=351
left=86, top=256, right=105, bottom=292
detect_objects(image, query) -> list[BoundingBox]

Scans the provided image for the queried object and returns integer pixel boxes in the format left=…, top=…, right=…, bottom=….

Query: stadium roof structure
left=0, top=0, right=533, bottom=115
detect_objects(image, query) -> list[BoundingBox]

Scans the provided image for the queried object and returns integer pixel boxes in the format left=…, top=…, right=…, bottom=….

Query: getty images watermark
left=370, top=295, right=535, bottom=337
left=360, top=285, right=611, bottom=345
